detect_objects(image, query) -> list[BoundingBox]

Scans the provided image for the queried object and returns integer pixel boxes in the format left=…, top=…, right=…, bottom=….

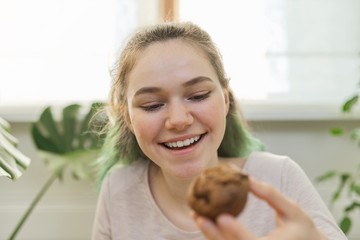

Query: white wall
left=1, top=119, right=359, bottom=239
left=251, top=119, right=360, bottom=240
left=0, top=122, right=98, bottom=240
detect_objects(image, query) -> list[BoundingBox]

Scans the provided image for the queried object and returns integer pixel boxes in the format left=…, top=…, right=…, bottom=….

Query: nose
left=165, top=103, right=193, bottom=130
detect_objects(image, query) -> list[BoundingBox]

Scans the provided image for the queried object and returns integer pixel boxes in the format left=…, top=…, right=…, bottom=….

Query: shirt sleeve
left=281, top=157, right=348, bottom=240
left=91, top=175, right=112, bottom=240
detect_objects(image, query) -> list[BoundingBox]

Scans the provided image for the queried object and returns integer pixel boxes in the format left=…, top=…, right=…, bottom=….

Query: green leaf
left=31, top=102, right=105, bottom=180
left=0, top=133, right=30, bottom=169
left=31, top=123, right=61, bottom=153
left=0, top=121, right=18, bottom=145
left=36, top=107, right=65, bottom=152
left=351, top=183, right=360, bottom=195
left=62, top=104, right=81, bottom=151
left=37, top=148, right=100, bottom=181
left=0, top=117, right=11, bottom=130
left=344, top=201, right=360, bottom=212
left=339, top=216, right=352, bottom=235
left=0, top=117, right=31, bottom=180
left=331, top=174, right=351, bottom=204
left=350, top=128, right=360, bottom=141
left=0, top=152, right=22, bottom=179
left=342, top=95, right=358, bottom=113
left=315, top=171, right=337, bottom=182
left=330, top=128, right=344, bottom=136
left=331, top=191, right=341, bottom=203
left=78, top=102, right=104, bottom=149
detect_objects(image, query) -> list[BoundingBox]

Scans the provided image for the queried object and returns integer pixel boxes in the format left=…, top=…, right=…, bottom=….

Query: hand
left=192, top=178, right=328, bottom=240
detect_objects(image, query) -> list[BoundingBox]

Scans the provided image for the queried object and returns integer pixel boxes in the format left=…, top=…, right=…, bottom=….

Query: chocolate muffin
left=187, top=163, right=249, bottom=221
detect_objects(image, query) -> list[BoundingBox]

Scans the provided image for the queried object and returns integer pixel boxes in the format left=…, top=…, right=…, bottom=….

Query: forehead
left=125, top=39, right=220, bottom=98
left=138, top=39, right=208, bottom=65
left=128, top=39, right=216, bottom=80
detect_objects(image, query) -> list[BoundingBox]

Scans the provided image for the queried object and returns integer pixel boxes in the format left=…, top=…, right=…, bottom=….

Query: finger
left=275, top=214, right=284, bottom=227
left=217, top=214, right=257, bottom=240
left=195, top=216, right=225, bottom=240
left=190, top=210, right=197, bottom=220
left=249, top=177, right=301, bottom=219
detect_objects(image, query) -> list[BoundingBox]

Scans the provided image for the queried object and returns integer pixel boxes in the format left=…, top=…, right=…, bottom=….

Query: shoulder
left=247, top=151, right=292, bottom=163
left=244, top=151, right=305, bottom=188
left=244, top=151, right=297, bottom=173
left=104, top=159, right=149, bottom=193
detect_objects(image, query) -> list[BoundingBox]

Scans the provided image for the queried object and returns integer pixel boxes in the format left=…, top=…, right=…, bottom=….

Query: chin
left=172, top=161, right=208, bottom=179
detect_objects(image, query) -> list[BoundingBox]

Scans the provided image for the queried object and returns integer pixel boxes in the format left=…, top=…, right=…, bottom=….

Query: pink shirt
left=92, top=151, right=347, bottom=240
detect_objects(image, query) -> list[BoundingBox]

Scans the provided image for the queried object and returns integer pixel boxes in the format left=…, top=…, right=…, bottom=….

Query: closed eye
left=140, top=103, right=164, bottom=112
left=188, top=91, right=211, bottom=101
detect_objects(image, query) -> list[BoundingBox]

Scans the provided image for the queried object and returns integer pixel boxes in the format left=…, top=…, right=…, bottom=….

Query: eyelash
left=140, top=91, right=211, bottom=112
left=140, top=103, right=164, bottom=112
left=188, top=91, right=211, bottom=101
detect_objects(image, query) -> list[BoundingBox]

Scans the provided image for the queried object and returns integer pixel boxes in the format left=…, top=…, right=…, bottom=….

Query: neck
left=147, top=157, right=246, bottom=231
left=150, top=162, right=192, bottom=206
left=149, top=162, right=198, bottom=231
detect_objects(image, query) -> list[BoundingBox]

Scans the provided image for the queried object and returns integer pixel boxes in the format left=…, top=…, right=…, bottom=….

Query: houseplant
left=316, top=93, right=360, bottom=235
left=7, top=102, right=105, bottom=239
left=0, top=117, right=31, bottom=180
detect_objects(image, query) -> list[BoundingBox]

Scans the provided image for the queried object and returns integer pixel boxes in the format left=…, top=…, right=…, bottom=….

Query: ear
left=223, top=88, right=230, bottom=115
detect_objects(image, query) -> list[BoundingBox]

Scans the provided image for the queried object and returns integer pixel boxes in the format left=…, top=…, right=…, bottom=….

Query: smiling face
left=126, top=39, right=229, bottom=179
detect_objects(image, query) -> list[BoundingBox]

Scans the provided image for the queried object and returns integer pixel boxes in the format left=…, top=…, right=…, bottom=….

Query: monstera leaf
left=8, top=102, right=105, bottom=240
left=0, top=117, right=31, bottom=180
left=31, top=102, right=104, bottom=180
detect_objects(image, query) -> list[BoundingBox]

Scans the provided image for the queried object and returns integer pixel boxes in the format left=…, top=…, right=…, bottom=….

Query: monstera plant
left=8, top=102, right=105, bottom=240
left=316, top=93, right=360, bottom=235
left=0, top=117, right=31, bottom=180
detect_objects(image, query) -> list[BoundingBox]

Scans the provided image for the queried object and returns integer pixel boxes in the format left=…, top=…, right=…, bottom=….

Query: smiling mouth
left=163, top=135, right=203, bottom=149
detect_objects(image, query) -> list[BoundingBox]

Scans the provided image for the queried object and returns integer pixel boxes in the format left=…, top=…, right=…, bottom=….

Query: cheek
left=212, top=96, right=228, bottom=130
left=130, top=112, right=161, bottom=140
left=198, top=98, right=228, bottom=128
left=204, top=94, right=228, bottom=117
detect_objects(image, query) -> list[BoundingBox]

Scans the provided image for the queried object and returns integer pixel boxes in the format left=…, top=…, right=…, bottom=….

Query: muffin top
left=187, top=163, right=249, bottom=221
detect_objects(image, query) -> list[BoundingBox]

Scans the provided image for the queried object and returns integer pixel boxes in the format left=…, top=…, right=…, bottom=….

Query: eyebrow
left=183, top=76, right=213, bottom=88
left=134, top=76, right=213, bottom=97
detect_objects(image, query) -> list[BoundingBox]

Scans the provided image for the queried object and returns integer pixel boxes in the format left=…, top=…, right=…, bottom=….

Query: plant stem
left=8, top=171, right=60, bottom=240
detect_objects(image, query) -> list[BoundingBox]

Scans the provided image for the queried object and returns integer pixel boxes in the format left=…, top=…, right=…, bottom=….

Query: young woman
left=92, top=22, right=347, bottom=240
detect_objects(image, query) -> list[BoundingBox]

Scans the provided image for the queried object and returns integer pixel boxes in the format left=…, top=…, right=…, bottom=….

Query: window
left=0, top=0, right=138, bottom=106
left=2, top=0, right=360, bottom=120
left=179, top=0, right=360, bottom=105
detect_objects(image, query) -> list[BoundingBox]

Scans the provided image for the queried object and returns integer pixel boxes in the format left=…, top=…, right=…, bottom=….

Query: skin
left=125, top=39, right=231, bottom=230
left=126, top=39, right=229, bottom=180
left=193, top=178, right=329, bottom=240
left=124, top=38, right=329, bottom=239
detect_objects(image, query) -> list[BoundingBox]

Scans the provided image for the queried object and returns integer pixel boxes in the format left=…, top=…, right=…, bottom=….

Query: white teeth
left=165, top=136, right=200, bottom=148
left=177, top=141, right=184, bottom=147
